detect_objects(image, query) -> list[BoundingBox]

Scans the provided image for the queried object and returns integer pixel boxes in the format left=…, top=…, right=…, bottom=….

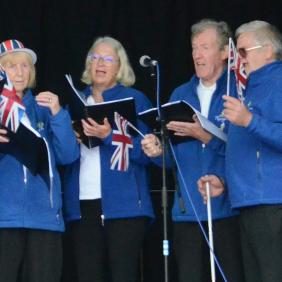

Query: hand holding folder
left=65, top=74, right=137, bottom=148
left=138, top=100, right=227, bottom=143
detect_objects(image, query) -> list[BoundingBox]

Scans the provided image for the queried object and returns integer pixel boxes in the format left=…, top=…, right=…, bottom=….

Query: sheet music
left=164, top=100, right=227, bottom=142
left=65, top=74, right=87, bottom=105
left=194, top=109, right=227, bottom=142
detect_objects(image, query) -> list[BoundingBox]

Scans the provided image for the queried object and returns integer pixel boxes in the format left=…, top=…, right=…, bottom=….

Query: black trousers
left=63, top=200, right=149, bottom=282
left=0, top=228, right=62, bottom=282
left=173, top=216, right=245, bottom=282
left=239, top=205, right=282, bottom=282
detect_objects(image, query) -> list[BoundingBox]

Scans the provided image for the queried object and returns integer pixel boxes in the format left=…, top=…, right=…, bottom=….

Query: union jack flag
left=110, top=112, right=133, bottom=172
left=228, top=38, right=247, bottom=101
left=0, top=69, right=25, bottom=132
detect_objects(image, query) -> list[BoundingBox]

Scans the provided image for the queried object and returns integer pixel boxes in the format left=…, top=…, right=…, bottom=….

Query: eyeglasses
left=88, top=53, right=118, bottom=66
left=237, top=45, right=263, bottom=58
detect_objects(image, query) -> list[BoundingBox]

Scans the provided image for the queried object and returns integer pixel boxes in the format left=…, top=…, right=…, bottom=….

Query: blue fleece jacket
left=0, top=90, right=80, bottom=232
left=63, top=84, right=154, bottom=222
left=167, top=70, right=238, bottom=221
left=226, top=61, right=282, bottom=208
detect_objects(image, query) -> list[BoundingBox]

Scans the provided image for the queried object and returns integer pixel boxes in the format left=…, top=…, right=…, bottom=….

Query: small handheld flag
left=110, top=112, right=133, bottom=172
left=0, top=69, right=25, bottom=132
left=227, top=38, right=247, bottom=101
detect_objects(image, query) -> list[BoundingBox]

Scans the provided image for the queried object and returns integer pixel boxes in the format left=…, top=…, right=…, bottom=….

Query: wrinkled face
left=2, top=52, right=31, bottom=96
left=237, top=32, right=268, bottom=76
left=192, top=28, right=227, bottom=86
left=90, top=42, right=120, bottom=89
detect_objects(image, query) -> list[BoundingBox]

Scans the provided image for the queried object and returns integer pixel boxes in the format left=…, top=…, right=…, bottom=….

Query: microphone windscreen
left=139, top=55, right=151, bottom=67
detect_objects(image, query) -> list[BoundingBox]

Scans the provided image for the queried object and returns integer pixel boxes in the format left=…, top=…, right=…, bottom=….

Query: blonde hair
left=0, top=52, right=36, bottom=88
left=81, top=36, right=135, bottom=87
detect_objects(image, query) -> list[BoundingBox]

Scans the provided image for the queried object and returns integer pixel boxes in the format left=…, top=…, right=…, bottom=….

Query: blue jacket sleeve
left=49, top=108, right=80, bottom=164
left=245, top=79, right=282, bottom=153
left=206, top=135, right=226, bottom=156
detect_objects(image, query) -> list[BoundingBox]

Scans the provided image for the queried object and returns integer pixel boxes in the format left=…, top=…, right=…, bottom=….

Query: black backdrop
left=1, top=1, right=282, bottom=281
left=2, top=0, right=282, bottom=106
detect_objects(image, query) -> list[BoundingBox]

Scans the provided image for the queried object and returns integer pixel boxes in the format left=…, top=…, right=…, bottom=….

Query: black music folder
left=138, top=100, right=227, bottom=143
left=65, top=74, right=137, bottom=148
left=0, top=123, right=49, bottom=176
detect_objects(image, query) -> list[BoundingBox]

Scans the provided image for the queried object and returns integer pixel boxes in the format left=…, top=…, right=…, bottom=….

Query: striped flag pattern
left=0, top=69, right=25, bottom=132
left=228, top=38, right=247, bottom=101
left=110, top=112, right=133, bottom=172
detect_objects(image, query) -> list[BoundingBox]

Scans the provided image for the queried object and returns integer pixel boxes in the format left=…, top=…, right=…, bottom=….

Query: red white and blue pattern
left=0, top=69, right=25, bottom=132
left=110, top=112, right=133, bottom=172
left=0, top=39, right=24, bottom=54
left=228, top=38, right=247, bottom=101
left=0, top=39, right=37, bottom=64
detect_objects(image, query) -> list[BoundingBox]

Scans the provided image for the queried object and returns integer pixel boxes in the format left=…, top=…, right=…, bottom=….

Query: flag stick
left=127, top=122, right=145, bottom=138
left=206, top=181, right=216, bottom=282
left=226, top=38, right=232, bottom=96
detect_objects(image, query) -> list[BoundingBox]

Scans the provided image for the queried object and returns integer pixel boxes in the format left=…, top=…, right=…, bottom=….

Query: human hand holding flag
left=110, top=111, right=146, bottom=171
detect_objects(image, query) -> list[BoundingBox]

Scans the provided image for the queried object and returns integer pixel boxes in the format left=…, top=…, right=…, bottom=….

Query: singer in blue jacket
left=142, top=19, right=244, bottom=282
left=199, top=20, right=282, bottom=282
left=62, top=36, right=154, bottom=282
left=0, top=39, right=79, bottom=282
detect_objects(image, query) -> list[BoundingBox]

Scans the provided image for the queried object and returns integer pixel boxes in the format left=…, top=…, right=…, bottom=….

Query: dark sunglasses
left=237, top=45, right=263, bottom=58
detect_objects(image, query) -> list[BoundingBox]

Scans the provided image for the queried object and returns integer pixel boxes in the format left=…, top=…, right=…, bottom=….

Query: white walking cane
left=206, top=181, right=216, bottom=282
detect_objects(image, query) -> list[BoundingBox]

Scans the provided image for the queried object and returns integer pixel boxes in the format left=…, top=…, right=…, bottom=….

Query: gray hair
left=236, top=20, right=282, bottom=60
left=191, top=19, right=232, bottom=50
left=81, top=36, right=135, bottom=86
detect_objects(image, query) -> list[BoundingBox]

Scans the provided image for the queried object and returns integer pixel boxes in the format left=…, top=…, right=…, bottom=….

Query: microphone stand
left=154, top=63, right=169, bottom=282
left=160, top=120, right=169, bottom=282
left=152, top=63, right=185, bottom=282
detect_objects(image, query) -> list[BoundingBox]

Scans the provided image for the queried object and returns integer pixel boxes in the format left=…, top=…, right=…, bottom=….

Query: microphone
left=139, top=55, right=158, bottom=67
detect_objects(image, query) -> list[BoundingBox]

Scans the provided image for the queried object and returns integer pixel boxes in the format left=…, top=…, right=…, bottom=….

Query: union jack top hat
left=0, top=39, right=37, bottom=64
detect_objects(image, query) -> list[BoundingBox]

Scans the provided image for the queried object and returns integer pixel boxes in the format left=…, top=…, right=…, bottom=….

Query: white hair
left=236, top=20, right=282, bottom=60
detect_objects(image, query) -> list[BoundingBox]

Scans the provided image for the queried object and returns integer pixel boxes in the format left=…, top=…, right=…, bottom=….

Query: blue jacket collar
left=84, top=83, right=124, bottom=101
left=22, top=89, right=37, bottom=111
left=190, top=67, right=228, bottom=96
left=248, top=60, right=282, bottom=84
left=22, top=89, right=33, bottom=101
